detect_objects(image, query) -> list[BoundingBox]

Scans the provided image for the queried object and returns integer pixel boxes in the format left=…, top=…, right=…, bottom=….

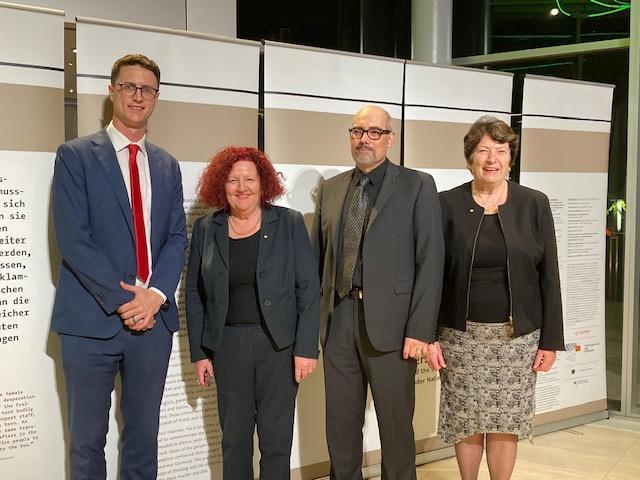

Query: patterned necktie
left=336, top=176, right=370, bottom=299
left=128, top=143, right=149, bottom=283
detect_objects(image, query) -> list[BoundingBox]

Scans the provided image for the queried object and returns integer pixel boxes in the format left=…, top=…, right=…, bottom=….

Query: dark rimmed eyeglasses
left=348, top=127, right=392, bottom=140
left=116, top=82, right=159, bottom=100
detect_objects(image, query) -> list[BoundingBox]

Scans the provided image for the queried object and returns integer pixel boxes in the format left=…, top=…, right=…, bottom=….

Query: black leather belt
left=347, top=288, right=363, bottom=300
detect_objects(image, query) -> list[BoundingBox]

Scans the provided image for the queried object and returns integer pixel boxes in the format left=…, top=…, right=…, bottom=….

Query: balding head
left=349, top=105, right=395, bottom=173
left=354, top=105, right=393, bottom=130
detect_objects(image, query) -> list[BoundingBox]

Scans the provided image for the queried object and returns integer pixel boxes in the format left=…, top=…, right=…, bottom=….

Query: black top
left=226, top=230, right=264, bottom=325
left=337, top=159, right=389, bottom=289
left=467, top=214, right=510, bottom=322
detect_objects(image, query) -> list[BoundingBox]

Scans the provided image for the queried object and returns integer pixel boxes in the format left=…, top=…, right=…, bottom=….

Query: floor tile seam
left=628, top=435, right=640, bottom=448
left=614, top=435, right=640, bottom=461
left=600, top=452, right=627, bottom=480
left=565, top=426, right=640, bottom=450
left=516, top=454, right=613, bottom=480
left=591, top=420, right=640, bottom=434
left=590, top=425, right=640, bottom=435
left=512, top=460, right=607, bottom=480
left=549, top=435, right=637, bottom=459
left=512, top=446, right=622, bottom=476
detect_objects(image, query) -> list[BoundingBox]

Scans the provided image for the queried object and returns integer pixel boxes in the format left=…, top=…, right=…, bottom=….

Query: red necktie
left=127, top=144, right=149, bottom=283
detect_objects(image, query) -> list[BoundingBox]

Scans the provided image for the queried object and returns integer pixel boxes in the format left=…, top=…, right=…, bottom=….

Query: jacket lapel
left=212, top=211, right=229, bottom=270
left=330, top=171, right=353, bottom=254
left=366, top=161, right=400, bottom=233
left=147, top=143, right=163, bottom=259
left=92, top=129, right=134, bottom=237
left=257, top=206, right=278, bottom=271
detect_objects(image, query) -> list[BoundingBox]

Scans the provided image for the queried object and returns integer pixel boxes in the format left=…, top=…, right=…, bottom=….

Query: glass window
left=453, top=0, right=631, bottom=57
left=237, top=0, right=411, bottom=58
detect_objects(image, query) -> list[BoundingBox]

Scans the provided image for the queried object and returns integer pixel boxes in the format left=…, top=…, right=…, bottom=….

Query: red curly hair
left=198, top=146, right=285, bottom=209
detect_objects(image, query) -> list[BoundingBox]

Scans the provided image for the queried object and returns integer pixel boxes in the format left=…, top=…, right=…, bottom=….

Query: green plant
left=607, top=199, right=626, bottom=232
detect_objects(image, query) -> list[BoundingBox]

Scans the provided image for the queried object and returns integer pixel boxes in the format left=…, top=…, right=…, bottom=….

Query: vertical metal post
left=359, top=0, right=364, bottom=54
left=411, top=0, right=452, bottom=64
left=621, top=2, right=640, bottom=416
left=483, top=0, right=491, bottom=55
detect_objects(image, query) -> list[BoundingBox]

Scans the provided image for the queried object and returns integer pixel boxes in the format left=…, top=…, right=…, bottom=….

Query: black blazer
left=186, top=205, right=320, bottom=362
left=438, top=181, right=564, bottom=351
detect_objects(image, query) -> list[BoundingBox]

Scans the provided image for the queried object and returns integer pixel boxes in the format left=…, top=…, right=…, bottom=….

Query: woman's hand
left=195, top=358, right=214, bottom=386
left=532, top=349, right=556, bottom=372
left=403, top=337, right=429, bottom=360
left=294, top=356, right=317, bottom=383
left=425, top=341, right=447, bottom=371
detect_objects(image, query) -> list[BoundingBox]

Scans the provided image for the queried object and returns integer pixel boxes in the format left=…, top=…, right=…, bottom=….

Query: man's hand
left=117, top=281, right=164, bottom=331
left=195, top=359, right=214, bottom=386
left=294, top=356, right=317, bottom=383
left=403, top=337, right=429, bottom=360
left=532, top=349, right=556, bottom=372
left=425, top=341, right=446, bottom=371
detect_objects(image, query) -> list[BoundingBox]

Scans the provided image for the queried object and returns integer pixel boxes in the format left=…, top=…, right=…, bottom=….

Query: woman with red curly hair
left=185, top=146, right=320, bottom=479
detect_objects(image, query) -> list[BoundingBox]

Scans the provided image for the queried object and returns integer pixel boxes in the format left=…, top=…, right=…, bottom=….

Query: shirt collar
left=106, top=121, right=148, bottom=158
left=354, top=158, right=389, bottom=185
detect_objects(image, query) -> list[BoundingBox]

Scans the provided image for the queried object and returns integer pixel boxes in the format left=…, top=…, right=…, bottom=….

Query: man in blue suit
left=51, top=54, right=187, bottom=480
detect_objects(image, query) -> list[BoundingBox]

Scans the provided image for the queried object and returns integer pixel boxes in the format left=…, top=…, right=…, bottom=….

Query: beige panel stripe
left=535, top=399, right=607, bottom=426
left=77, top=94, right=258, bottom=162
left=265, top=108, right=401, bottom=166
left=521, top=128, right=610, bottom=173
left=0, top=83, right=63, bottom=152
left=404, top=119, right=470, bottom=169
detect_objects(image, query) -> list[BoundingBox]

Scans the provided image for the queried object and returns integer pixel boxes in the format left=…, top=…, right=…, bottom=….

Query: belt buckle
left=349, top=288, right=363, bottom=300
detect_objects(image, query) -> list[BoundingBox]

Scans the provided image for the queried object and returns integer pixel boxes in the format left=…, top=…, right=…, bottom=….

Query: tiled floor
left=374, top=418, right=640, bottom=479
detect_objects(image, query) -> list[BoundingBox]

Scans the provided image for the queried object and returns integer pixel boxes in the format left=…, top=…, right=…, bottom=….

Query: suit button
left=259, top=271, right=267, bottom=278
left=264, top=299, right=272, bottom=307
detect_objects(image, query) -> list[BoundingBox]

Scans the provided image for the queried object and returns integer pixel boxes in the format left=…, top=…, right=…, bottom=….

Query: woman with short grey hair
left=426, top=116, right=565, bottom=480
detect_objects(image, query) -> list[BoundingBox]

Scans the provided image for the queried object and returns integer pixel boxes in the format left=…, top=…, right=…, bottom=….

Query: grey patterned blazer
left=186, top=205, right=320, bottom=362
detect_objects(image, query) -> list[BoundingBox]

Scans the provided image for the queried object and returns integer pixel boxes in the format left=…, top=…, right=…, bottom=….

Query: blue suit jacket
left=185, top=205, right=320, bottom=362
left=50, top=129, right=188, bottom=338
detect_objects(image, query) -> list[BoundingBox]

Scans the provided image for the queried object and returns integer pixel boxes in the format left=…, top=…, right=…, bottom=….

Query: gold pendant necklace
left=472, top=180, right=507, bottom=212
left=228, top=210, right=261, bottom=237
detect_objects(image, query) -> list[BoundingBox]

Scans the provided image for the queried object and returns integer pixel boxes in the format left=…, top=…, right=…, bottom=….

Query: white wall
left=187, top=0, right=236, bottom=37
left=8, top=0, right=237, bottom=36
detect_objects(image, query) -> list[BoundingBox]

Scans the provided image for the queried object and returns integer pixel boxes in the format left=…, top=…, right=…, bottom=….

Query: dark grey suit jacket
left=186, top=205, right=320, bottom=362
left=311, top=161, right=445, bottom=352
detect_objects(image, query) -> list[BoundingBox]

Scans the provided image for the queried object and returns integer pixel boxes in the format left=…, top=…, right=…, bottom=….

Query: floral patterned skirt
left=437, top=322, right=540, bottom=444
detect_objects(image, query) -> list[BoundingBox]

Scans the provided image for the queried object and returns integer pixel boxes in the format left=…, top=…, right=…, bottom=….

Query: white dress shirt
left=106, top=122, right=166, bottom=302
